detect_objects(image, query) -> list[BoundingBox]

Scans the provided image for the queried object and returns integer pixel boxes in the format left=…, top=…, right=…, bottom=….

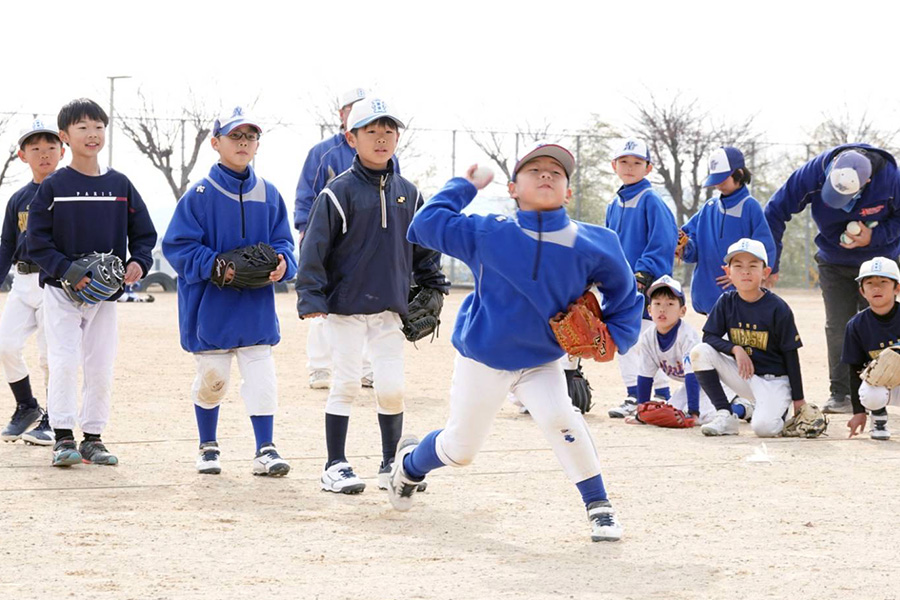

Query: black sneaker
left=22, top=411, right=54, bottom=446
left=52, top=439, right=82, bottom=467
left=79, top=440, right=118, bottom=465
left=1, top=403, right=43, bottom=441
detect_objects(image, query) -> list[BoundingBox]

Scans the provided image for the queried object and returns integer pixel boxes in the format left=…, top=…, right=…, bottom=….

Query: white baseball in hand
left=846, top=221, right=862, bottom=235
left=472, top=166, right=493, bottom=181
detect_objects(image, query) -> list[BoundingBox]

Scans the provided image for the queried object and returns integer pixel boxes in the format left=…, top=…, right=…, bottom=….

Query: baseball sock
left=872, top=407, right=888, bottom=419
left=194, top=405, right=220, bottom=444
left=325, top=413, right=349, bottom=468
left=84, top=433, right=101, bottom=442
left=731, top=401, right=746, bottom=419
left=377, top=412, right=403, bottom=466
left=403, top=429, right=444, bottom=480
left=576, top=474, right=607, bottom=506
left=54, top=429, right=74, bottom=442
left=250, top=415, right=273, bottom=452
left=654, top=387, right=671, bottom=401
left=694, top=371, right=731, bottom=412
left=9, top=377, right=37, bottom=409
left=626, top=385, right=638, bottom=399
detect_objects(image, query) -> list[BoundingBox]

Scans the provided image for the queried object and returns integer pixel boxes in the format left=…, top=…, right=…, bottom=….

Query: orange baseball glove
left=550, top=291, right=616, bottom=362
left=675, top=229, right=690, bottom=261
left=636, top=401, right=696, bottom=428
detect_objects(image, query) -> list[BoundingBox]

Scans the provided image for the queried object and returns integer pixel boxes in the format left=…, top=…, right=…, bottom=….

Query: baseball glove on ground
left=211, top=242, right=279, bottom=289
left=550, top=291, right=616, bottom=362
left=782, top=403, right=828, bottom=438
left=61, top=252, right=125, bottom=306
left=636, top=401, right=696, bottom=428
left=401, top=287, right=444, bottom=343
left=861, top=345, right=900, bottom=388
left=565, top=362, right=593, bottom=414
left=675, top=230, right=690, bottom=260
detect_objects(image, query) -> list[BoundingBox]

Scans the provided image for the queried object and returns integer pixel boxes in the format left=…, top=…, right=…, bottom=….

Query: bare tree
left=807, top=106, right=900, bottom=155
left=119, top=89, right=217, bottom=201
left=567, top=117, right=619, bottom=225
left=469, top=122, right=553, bottom=184
left=0, top=114, right=18, bottom=191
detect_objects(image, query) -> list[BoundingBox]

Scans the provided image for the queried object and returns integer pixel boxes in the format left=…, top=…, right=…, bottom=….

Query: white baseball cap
left=704, top=146, right=745, bottom=187
left=18, top=119, right=60, bottom=148
left=646, top=275, right=685, bottom=299
left=613, top=138, right=651, bottom=163
left=346, top=97, right=405, bottom=130
left=724, top=238, right=768, bottom=266
left=339, top=88, right=366, bottom=109
left=213, top=106, right=261, bottom=137
left=856, top=257, right=900, bottom=282
left=512, top=142, right=576, bottom=181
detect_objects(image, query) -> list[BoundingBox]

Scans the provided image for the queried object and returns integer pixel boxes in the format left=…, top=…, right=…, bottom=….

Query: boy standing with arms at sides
left=690, top=239, right=808, bottom=437
left=0, top=121, right=64, bottom=445
left=677, top=147, right=776, bottom=315
left=27, top=99, right=157, bottom=466
left=296, top=98, right=449, bottom=494
left=164, top=107, right=296, bottom=476
left=606, top=139, right=677, bottom=419
left=843, top=258, right=900, bottom=440
left=386, top=143, right=644, bottom=542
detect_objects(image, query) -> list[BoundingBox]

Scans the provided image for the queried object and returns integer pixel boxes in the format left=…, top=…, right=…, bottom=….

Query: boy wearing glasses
left=163, top=107, right=297, bottom=476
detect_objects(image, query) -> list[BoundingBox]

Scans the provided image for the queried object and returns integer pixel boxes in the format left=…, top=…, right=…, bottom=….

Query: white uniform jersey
left=637, top=320, right=700, bottom=383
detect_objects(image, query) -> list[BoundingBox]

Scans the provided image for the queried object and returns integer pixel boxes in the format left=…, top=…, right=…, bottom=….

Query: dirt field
left=1, top=289, right=898, bottom=600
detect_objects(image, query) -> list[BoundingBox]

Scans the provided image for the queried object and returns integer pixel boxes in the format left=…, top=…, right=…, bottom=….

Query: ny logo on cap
left=710, top=159, right=718, bottom=170
left=231, top=107, right=244, bottom=117
left=371, top=100, right=387, bottom=114
left=624, top=141, right=637, bottom=151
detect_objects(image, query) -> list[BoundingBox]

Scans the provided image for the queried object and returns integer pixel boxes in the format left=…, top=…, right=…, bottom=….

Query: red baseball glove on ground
left=636, top=401, right=696, bottom=428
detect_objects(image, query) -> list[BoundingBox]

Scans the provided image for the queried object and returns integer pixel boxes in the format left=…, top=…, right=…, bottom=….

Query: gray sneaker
left=79, top=440, right=118, bottom=466
left=822, top=394, right=852, bottom=414
left=608, top=397, right=638, bottom=419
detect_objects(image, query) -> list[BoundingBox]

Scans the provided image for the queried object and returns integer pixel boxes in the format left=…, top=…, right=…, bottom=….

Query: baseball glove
left=634, top=271, right=654, bottom=293
left=860, top=345, right=900, bottom=388
left=550, top=291, right=617, bottom=362
left=211, top=242, right=279, bottom=289
left=782, top=403, right=828, bottom=438
left=60, top=252, right=125, bottom=306
left=401, top=286, right=444, bottom=343
left=675, top=229, right=690, bottom=261
left=565, top=361, right=593, bottom=414
left=635, top=401, right=696, bottom=428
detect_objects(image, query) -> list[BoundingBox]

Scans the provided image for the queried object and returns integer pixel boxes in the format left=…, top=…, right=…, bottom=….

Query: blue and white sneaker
left=387, top=436, right=425, bottom=512
left=252, top=444, right=290, bottom=477
left=196, top=441, right=222, bottom=474
left=587, top=500, right=623, bottom=542
left=2, top=403, right=43, bottom=442
left=52, top=439, right=82, bottom=467
left=22, top=410, right=54, bottom=446
left=378, top=460, right=427, bottom=492
left=321, top=461, right=365, bottom=494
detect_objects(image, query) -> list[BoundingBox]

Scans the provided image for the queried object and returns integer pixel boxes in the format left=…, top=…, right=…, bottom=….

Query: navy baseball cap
left=822, top=150, right=872, bottom=209
left=18, top=119, right=60, bottom=148
left=213, top=106, right=262, bottom=137
left=512, top=142, right=576, bottom=182
left=703, top=146, right=745, bottom=187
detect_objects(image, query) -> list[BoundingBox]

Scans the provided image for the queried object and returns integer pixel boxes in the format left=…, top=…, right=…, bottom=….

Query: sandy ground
left=1, top=289, right=899, bottom=600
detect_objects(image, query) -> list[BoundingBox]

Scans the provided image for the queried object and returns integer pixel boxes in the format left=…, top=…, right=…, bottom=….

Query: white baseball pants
left=307, top=316, right=373, bottom=376
left=435, top=354, right=603, bottom=484
left=0, top=272, right=48, bottom=384
left=618, top=319, right=669, bottom=389
left=192, top=345, right=278, bottom=415
left=43, top=285, right=117, bottom=434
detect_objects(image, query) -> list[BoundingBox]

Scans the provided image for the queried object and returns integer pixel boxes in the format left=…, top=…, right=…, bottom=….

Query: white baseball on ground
left=846, top=221, right=862, bottom=235
left=472, top=166, right=493, bottom=181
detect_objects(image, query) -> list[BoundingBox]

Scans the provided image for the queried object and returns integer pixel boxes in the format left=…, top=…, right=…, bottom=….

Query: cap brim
left=703, top=172, right=730, bottom=188
left=18, top=128, right=60, bottom=147
left=514, top=144, right=575, bottom=181
left=349, top=113, right=405, bottom=130
left=821, top=182, right=855, bottom=209
left=724, top=249, right=767, bottom=265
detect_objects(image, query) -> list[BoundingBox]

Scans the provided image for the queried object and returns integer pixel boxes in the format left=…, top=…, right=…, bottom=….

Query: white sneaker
left=871, top=418, right=891, bottom=441
left=731, top=397, right=755, bottom=422
left=309, top=369, right=331, bottom=390
left=700, top=409, right=740, bottom=436
left=608, top=397, right=638, bottom=418
left=253, top=444, right=290, bottom=477
left=321, top=461, right=366, bottom=494
left=378, top=460, right=428, bottom=492
left=388, top=436, right=424, bottom=511
left=587, top=500, right=623, bottom=542
left=196, top=441, right=221, bottom=475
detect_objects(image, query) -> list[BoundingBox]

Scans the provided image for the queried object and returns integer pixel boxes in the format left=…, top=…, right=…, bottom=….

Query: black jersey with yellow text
left=842, top=303, right=900, bottom=367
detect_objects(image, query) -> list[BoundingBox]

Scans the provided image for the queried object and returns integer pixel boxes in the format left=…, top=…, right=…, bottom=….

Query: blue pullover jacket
left=163, top=163, right=297, bottom=352
left=0, top=181, right=39, bottom=281
left=605, top=178, right=677, bottom=279
left=765, top=144, right=900, bottom=272
left=409, top=177, right=644, bottom=371
left=681, top=185, right=776, bottom=314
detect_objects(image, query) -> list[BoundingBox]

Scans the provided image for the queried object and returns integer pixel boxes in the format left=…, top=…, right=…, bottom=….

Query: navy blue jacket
left=296, top=156, right=448, bottom=316
left=0, top=181, right=39, bottom=280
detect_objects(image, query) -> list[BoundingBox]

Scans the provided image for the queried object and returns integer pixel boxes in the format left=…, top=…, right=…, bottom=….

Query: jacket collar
left=718, top=185, right=750, bottom=209
left=208, top=162, right=257, bottom=194
left=516, top=206, right=570, bottom=232
left=615, top=178, right=652, bottom=201
left=350, top=154, right=394, bottom=186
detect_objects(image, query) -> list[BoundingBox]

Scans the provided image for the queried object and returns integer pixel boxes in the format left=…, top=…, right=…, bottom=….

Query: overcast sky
left=2, top=0, right=897, bottom=234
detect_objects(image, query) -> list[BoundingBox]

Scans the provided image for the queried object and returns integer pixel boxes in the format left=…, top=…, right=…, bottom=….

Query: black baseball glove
left=401, top=286, right=444, bottom=343
left=565, top=361, right=593, bottom=414
left=635, top=271, right=655, bottom=293
left=211, top=242, right=279, bottom=289
left=61, top=252, right=125, bottom=305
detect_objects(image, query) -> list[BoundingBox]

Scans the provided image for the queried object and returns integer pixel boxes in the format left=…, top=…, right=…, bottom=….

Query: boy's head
left=508, top=142, right=575, bottom=211
left=647, top=275, right=686, bottom=332
left=345, top=97, right=404, bottom=171
left=856, top=257, right=900, bottom=310
left=57, top=98, right=108, bottom=157
left=724, top=238, right=771, bottom=292
left=611, top=138, right=652, bottom=185
left=703, top=146, right=750, bottom=194
left=17, top=120, right=64, bottom=181
left=211, top=106, right=262, bottom=172
left=338, top=87, right=366, bottom=130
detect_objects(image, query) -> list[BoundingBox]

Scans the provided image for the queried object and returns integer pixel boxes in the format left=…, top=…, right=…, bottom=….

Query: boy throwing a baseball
left=387, top=143, right=644, bottom=542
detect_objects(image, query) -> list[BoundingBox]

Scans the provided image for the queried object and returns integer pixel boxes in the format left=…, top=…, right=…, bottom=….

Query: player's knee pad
left=195, top=367, right=229, bottom=408
left=689, top=343, right=715, bottom=371
left=859, top=382, right=890, bottom=411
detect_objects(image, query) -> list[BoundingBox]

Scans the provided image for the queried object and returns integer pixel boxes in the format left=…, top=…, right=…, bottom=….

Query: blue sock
left=403, top=429, right=445, bottom=480
left=576, top=474, right=608, bottom=506
left=731, top=401, right=746, bottom=419
left=194, top=405, right=220, bottom=444
left=626, top=385, right=638, bottom=399
left=654, top=387, right=671, bottom=401
left=250, top=415, right=273, bottom=452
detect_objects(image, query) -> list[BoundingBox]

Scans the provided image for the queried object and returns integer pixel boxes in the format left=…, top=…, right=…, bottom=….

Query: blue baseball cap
left=646, top=275, right=685, bottom=299
left=613, top=138, right=651, bottom=163
left=212, top=106, right=261, bottom=137
left=18, top=119, right=60, bottom=148
left=703, top=146, right=745, bottom=187
left=822, top=150, right=872, bottom=209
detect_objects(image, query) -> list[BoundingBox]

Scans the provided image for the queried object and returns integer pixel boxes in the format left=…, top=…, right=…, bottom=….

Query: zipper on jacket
left=380, top=175, right=387, bottom=229
left=532, top=212, right=543, bottom=280
left=239, top=180, right=246, bottom=238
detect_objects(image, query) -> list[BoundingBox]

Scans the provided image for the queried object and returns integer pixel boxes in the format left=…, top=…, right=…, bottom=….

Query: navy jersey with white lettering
left=842, top=303, right=900, bottom=366
left=703, top=289, right=803, bottom=376
left=0, top=181, right=39, bottom=280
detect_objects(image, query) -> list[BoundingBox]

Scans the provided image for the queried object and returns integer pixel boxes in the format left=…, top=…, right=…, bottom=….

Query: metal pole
left=451, top=129, right=456, bottom=176
left=575, top=135, right=582, bottom=220
left=805, top=144, right=813, bottom=287
left=106, top=75, right=131, bottom=168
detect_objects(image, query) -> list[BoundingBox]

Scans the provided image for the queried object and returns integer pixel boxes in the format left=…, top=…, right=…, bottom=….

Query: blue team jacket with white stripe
left=163, top=163, right=297, bottom=352
left=26, top=167, right=157, bottom=299
left=605, top=178, right=677, bottom=279
left=409, top=177, right=644, bottom=371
